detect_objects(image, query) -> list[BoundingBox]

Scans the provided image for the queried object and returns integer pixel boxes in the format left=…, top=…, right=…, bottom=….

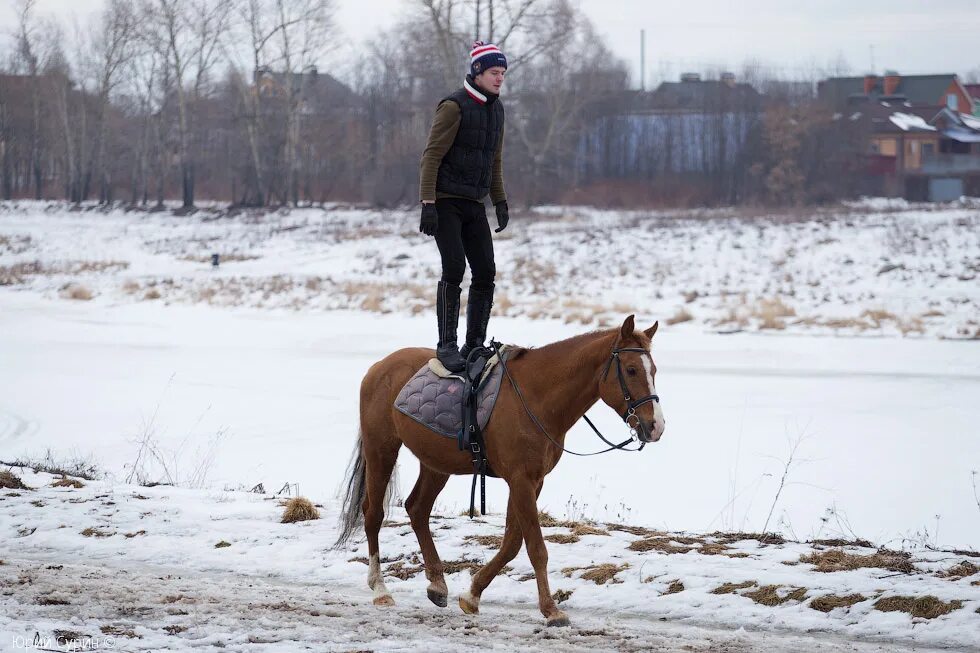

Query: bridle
left=599, top=347, right=661, bottom=443
left=491, top=340, right=660, bottom=456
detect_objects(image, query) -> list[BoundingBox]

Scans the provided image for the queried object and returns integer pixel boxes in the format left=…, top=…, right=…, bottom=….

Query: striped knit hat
left=470, top=41, right=507, bottom=77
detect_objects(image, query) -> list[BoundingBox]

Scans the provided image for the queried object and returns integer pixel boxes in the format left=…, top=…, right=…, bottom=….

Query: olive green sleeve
left=419, top=101, right=461, bottom=203
left=489, top=123, right=506, bottom=205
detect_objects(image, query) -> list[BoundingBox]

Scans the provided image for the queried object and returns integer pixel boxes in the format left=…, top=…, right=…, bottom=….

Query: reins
left=490, top=339, right=656, bottom=456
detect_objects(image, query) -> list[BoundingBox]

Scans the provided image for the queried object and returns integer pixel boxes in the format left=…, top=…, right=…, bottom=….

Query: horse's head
left=597, top=315, right=666, bottom=444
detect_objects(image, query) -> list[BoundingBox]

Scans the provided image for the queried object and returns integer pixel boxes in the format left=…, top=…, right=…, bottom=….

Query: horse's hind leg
left=363, top=438, right=402, bottom=606
left=405, top=466, right=451, bottom=607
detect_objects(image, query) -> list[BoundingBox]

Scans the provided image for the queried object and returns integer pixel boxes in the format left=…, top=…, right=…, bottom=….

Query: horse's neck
left=518, top=330, right=614, bottom=437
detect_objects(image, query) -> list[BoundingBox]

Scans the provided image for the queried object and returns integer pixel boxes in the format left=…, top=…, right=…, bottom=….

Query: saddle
left=394, top=343, right=510, bottom=517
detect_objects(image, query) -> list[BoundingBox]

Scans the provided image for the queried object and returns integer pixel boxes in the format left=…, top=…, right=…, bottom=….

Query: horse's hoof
left=427, top=589, right=448, bottom=607
left=546, top=612, right=570, bottom=627
left=373, top=594, right=395, bottom=607
left=458, top=593, right=480, bottom=615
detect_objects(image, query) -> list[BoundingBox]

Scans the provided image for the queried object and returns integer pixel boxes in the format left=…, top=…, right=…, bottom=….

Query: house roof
left=650, top=79, right=761, bottom=110
left=819, top=74, right=959, bottom=109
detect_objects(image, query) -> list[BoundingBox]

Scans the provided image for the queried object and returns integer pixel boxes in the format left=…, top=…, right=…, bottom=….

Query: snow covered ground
left=2, top=466, right=978, bottom=652
left=1, top=200, right=979, bottom=650
left=0, top=198, right=977, bottom=339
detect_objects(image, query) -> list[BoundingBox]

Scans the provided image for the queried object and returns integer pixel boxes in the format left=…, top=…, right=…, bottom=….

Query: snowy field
left=1, top=200, right=979, bottom=650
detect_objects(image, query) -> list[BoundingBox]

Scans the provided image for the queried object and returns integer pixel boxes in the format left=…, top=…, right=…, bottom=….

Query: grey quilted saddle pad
left=393, top=354, right=508, bottom=439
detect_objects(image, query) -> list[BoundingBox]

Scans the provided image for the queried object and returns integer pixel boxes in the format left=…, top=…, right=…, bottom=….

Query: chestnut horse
left=335, top=315, right=665, bottom=627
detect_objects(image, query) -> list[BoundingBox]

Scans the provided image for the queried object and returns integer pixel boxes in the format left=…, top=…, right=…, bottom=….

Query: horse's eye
left=626, top=367, right=637, bottom=376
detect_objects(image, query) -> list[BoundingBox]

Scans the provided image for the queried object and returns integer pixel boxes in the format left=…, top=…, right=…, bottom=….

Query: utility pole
left=640, top=29, right=646, bottom=91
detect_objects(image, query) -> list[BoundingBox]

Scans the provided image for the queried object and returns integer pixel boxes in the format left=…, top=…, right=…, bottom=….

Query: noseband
left=601, top=347, right=661, bottom=440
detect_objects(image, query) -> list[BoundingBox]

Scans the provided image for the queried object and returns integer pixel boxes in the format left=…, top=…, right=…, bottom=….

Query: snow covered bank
left=1, top=466, right=978, bottom=651
left=1, top=200, right=977, bottom=339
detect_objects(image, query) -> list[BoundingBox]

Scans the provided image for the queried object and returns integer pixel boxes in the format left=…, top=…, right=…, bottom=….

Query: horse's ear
left=620, top=315, right=635, bottom=340
left=644, top=321, right=659, bottom=339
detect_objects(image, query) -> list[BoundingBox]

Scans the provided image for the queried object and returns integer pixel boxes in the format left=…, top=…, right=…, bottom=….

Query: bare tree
left=144, top=0, right=230, bottom=209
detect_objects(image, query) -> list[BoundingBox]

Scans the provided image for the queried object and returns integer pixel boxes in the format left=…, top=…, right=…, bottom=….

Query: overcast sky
left=3, top=0, right=978, bottom=86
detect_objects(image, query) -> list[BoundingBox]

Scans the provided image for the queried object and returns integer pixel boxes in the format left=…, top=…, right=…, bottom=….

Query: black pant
left=434, top=198, right=495, bottom=292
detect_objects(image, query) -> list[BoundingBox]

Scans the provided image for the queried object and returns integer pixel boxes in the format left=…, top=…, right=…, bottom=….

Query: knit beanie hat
left=470, top=41, right=507, bottom=77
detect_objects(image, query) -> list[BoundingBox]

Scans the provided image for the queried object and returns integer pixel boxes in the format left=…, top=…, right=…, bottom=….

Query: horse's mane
left=502, top=326, right=619, bottom=362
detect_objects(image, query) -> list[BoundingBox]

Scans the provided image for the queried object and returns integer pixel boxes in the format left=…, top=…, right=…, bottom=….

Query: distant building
left=965, top=83, right=980, bottom=116
left=576, top=73, right=762, bottom=182
left=818, top=72, right=973, bottom=113
left=821, top=72, right=980, bottom=201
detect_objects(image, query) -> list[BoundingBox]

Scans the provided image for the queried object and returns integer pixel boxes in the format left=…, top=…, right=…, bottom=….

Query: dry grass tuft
left=214, top=540, right=231, bottom=548
left=666, top=308, right=694, bottom=325
left=709, top=531, right=786, bottom=545
left=562, top=563, right=630, bottom=585
left=628, top=537, right=694, bottom=554
left=465, top=534, right=504, bottom=548
left=552, top=589, right=573, bottom=604
left=570, top=523, right=610, bottom=537
left=664, top=580, right=685, bottom=595
left=710, top=581, right=757, bottom=595
left=280, top=497, right=320, bottom=523
left=0, top=470, right=29, bottom=490
left=100, top=625, right=138, bottom=639
left=60, top=283, right=93, bottom=301
left=545, top=533, right=581, bottom=544
left=51, top=477, right=84, bottom=489
left=605, top=523, right=665, bottom=538
left=124, top=530, right=147, bottom=538
left=744, top=585, right=808, bottom=606
left=80, top=527, right=112, bottom=538
left=809, top=538, right=874, bottom=548
left=800, top=548, right=915, bottom=574
left=938, top=560, right=979, bottom=580
left=144, top=288, right=162, bottom=300
left=809, top=593, right=867, bottom=613
left=873, top=595, right=963, bottom=619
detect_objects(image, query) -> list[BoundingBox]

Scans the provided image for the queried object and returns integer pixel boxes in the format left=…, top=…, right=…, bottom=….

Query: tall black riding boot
left=459, top=286, right=494, bottom=361
left=436, top=281, right=466, bottom=372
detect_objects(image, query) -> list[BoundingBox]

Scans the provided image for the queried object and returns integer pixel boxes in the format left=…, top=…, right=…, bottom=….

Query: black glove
left=420, top=203, right=438, bottom=236
left=494, top=200, right=509, bottom=233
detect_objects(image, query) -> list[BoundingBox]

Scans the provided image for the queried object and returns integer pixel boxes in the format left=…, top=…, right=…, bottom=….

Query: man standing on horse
left=419, top=41, right=509, bottom=373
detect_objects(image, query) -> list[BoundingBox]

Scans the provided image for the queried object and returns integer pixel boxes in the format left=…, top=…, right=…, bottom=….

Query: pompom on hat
left=469, top=41, right=507, bottom=77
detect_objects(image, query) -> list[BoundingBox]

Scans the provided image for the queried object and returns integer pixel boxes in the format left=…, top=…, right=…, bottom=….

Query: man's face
left=475, top=67, right=506, bottom=94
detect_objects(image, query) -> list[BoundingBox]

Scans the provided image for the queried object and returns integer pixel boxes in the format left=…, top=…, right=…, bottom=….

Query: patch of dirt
left=873, top=595, right=963, bottom=619
left=809, top=593, right=867, bottom=613
left=36, top=595, right=71, bottom=605
left=80, top=527, right=113, bottom=538
left=214, top=540, right=231, bottom=548
left=800, top=548, right=915, bottom=574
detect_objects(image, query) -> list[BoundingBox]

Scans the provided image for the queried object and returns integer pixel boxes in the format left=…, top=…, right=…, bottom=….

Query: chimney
left=680, top=72, right=701, bottom=83
left=721, top=72, right=736, bottom=88
left=863, top=73, right=877, bottom=95
left=883, top=70, right=900, bottom=96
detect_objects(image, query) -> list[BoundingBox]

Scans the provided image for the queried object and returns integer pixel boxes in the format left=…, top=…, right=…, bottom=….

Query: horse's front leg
left=509, top=479, right=569, bottom=627
left=460, top=492, right=523, bottom=614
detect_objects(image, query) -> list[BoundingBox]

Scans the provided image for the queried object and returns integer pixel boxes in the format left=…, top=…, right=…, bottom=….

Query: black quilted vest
left=435, top=80, right=505, bottom=201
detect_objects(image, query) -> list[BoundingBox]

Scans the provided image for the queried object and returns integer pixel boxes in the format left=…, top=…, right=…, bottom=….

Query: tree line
left=0, top=0, right=884, bottom=209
